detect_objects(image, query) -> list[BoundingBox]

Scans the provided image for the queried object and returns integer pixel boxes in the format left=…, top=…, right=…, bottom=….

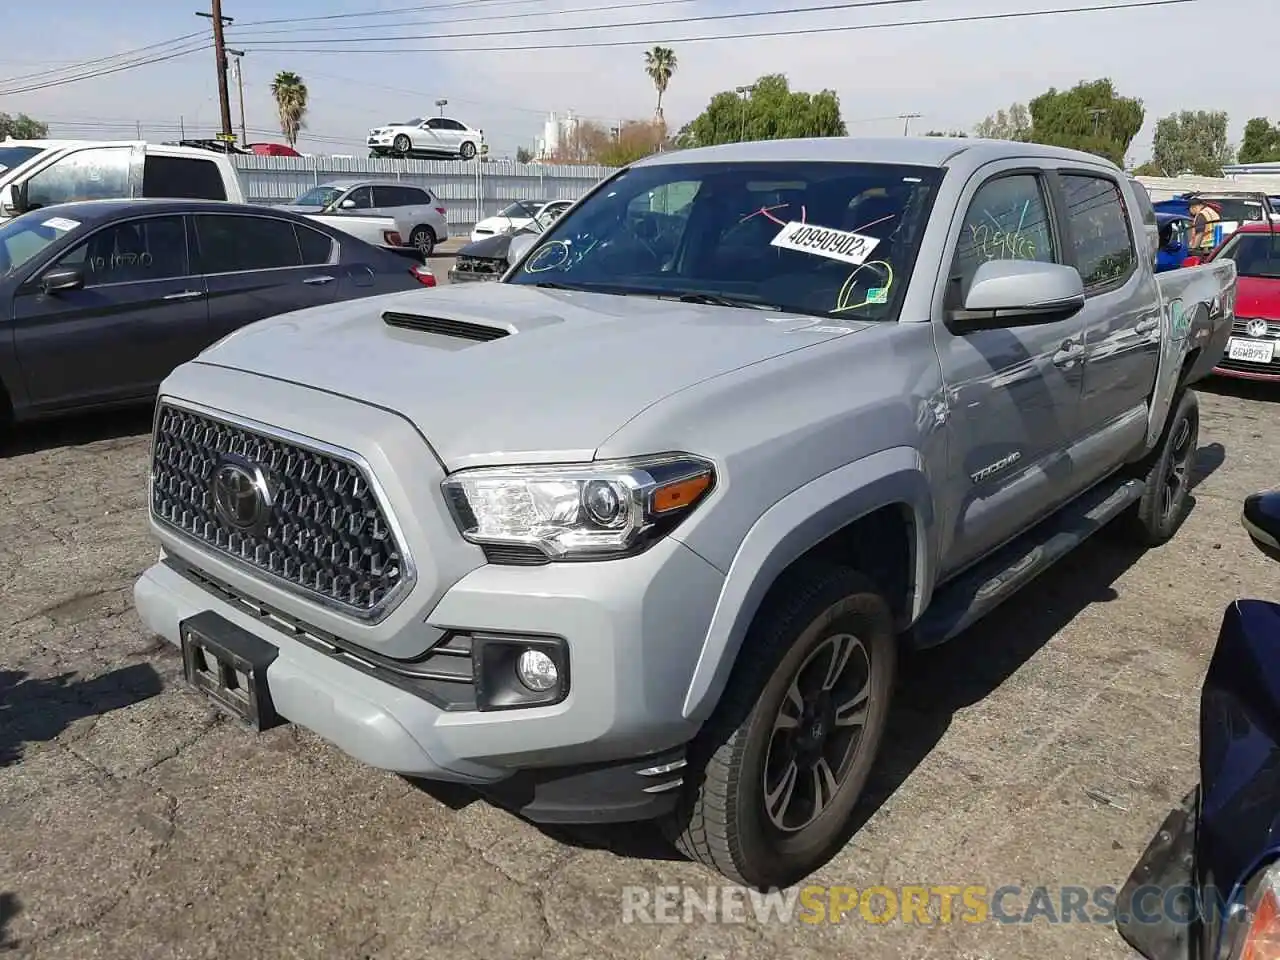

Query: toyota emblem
left=1247, top=318, right=1269, bottom=339
left=210, top=455, right=273, bottom=535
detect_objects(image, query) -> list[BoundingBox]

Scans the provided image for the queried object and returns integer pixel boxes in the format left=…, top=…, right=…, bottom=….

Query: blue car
left=1117, top=490, right=1280, bottom=959
left=1157, top=212, right=1190, bottom=272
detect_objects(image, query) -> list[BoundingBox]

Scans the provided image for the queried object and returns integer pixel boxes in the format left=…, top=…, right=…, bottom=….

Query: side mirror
left=0, top=180, right=28, bottom=217
left=339, top=198, right=356, bottom=210
left=40, top=265, right=84, bottom=294
left=949, top=259, right=1086, bottom=332
left=1182, top=255, right=1203, bottom=267
left=506, top=233, right=538, bottom=269
left=1242, top=492, right=1280, bottom=563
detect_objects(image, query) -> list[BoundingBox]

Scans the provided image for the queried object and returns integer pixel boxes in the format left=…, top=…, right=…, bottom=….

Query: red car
left=1187, top=222, right=1280, bottom=381
left=246, top=142, right=301, bottom=157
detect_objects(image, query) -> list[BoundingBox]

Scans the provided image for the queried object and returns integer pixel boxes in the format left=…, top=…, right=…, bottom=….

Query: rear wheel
left=459, top=141, right=477, bottom=161
left=664, top=563, right=897, bottom=888
left=410, top=227, right=435, bottom=258
left=1119, top=388, right=1199, bottom=546
left=392, top=134, right=412, bottom=155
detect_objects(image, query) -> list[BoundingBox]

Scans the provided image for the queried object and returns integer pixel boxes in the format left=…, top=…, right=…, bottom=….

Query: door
left=193, top=213, right=341, bottom=342
left=1054, top=171, right=1160, bottom=473
left=337, top=185, right=374, bottom=215
left=11, top=214, right=208, bottom=409
left=933, top=167, right=1088, bottom=577
left=423, top=118, right=458, bottom=153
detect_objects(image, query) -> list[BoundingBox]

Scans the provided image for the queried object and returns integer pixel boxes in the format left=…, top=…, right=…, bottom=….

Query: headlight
left=1222, top=862, right=1280, bottom=959
left=441, top=454, right=715, bottom=561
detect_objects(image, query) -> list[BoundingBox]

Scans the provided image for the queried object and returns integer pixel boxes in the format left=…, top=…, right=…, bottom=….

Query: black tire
left=459, top=141, right=477, bottom=161
left=410, top=226, right=435, bottom=258
left=392, top=134, right=412, bottom=155
left=1118, top=388, right=1199, bottom=547
left=664, top=562, right=897, bottom=888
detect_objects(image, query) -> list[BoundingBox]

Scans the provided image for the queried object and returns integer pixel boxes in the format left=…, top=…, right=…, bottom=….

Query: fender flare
left=679, top=446, right=935, bottom=723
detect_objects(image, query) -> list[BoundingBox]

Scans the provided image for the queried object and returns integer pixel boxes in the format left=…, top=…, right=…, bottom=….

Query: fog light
left=517, top=649, right=558, bottom=691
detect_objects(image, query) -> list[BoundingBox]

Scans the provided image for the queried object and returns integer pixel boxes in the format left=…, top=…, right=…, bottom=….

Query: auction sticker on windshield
left=770, top=221, right=880, bottom=266
left=41, top=217, right=80, bottom=232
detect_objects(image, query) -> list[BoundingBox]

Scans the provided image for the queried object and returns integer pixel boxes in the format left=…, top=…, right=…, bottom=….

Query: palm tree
left=270, top=71, right=309, bottom=147
left=644, top=46, right=677, bottom=123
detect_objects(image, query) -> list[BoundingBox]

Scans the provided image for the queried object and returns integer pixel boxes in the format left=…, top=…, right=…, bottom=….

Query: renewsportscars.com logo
left=621, top=884, right=1240, bottom=926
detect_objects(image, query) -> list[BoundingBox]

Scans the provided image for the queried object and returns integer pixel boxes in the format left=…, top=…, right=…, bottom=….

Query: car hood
left=276, top=203, right=328, bottom=214
left=191, top=282, right=872, bottom=470
left=1235, top=275, right=1280, bottom=318
left=459, top=230, right=530, bottom=259
left=474, top=217, right=528, bottom=233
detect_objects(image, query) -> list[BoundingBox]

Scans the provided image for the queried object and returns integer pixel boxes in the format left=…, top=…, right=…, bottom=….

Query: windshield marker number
left=771, top=221, right=880, bottom=266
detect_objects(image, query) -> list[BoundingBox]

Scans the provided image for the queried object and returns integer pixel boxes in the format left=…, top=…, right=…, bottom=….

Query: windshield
left=402, top=118, right=423, bottom=126
left=1217, top=232, right=1280, bottom=279
left=1196, top=197, right=1266, bottom=222
left=293, top=186, right=343, bottom=207
left=0, top=145, right=46, bottom=174
left=506, top=160, right=944, bottom=320
left=499, top=201, right=539, bottom=219
left=0, top=208, right=80, bottom=277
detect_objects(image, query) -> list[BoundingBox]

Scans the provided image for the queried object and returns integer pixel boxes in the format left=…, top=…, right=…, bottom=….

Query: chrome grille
left=1232, top=318, right=1280, bottom=339
left=150, top=403, right=410, bottom=619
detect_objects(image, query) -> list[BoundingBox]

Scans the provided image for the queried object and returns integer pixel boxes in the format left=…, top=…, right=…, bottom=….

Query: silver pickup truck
left=134, top=137, right=1236, bottom=889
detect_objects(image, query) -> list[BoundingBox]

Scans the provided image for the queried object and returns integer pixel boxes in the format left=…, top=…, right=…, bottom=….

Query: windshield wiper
left=673, top=292, right=781, bottom=311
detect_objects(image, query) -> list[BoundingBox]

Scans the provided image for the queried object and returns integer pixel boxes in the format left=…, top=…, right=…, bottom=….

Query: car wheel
left=459, top=141, right=477, bottom=161
left=392, top=134, right=412, bottom=155
left=1119, top=388, right=1199, bottom=547
left=664, top=562, right=897, bottom=888
left=410, top=227, right=435, bottom=258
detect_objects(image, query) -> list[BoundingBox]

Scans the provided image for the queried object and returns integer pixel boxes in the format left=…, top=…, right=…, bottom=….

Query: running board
left=909, top=476, right=1145, bottom=650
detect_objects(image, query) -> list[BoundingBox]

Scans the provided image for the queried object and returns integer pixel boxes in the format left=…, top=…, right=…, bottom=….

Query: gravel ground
left=1, top=365, right=1277, bottom=960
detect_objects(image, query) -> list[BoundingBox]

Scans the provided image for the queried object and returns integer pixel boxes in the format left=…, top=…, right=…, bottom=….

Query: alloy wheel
left=1160, top=414, right=1195, bottom=523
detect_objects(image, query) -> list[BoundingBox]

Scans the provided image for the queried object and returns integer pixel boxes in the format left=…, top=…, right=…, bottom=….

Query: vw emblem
left=210, top=455, right=273, bottom=535
left=1248, top=318, right=1269, bottom=339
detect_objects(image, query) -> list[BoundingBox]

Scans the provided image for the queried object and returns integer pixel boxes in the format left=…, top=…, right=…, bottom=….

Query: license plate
left=180, top=612, right=282, bottom=731
left=1227, top=337, right=1275, bottom=363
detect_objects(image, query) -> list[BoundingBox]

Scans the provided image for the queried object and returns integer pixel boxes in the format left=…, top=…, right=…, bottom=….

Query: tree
left=270, top=71, right=309, bottom=147
left=549, top=119, right=612, bottom=164
left=515, top=146, right=534, bottom=163
left=1238, top=118, right=1280, bottom=164
left=1025, top=78, right=1144, bottom=166
left=682, top=74, right=845, bottom=147
left=598, top=119, right=668, bottom=167
left=1150, top=110, right=1233, bottom=177
left=644, top=46, right=677, bottom=123
left=974, top=103, right=1031, bottom=141
left=925, top=129, right=967, bottom=137
left=1131, top=160, right=1163, bottom=177
left=0, top=112, right=48, bottom=140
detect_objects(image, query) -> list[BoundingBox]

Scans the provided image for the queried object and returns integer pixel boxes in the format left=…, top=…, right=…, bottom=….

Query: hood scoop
left=382, top=311, right=511, bottom=342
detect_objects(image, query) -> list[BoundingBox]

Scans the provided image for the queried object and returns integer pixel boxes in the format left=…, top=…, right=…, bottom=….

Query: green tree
left=1150, top=110, right=1233, bottom=176
left=924, top=129, right=967, bottom=137
left=0, top=112, right=48, bottom=139
left=270, top=70, right=309, bottom=147
left=515, top=145, right=534, bottom=163
left=683, top=74, right=846, bottom=147
left=1025, top=78, right=1144, bottom=166
left=974, top=103, right=1030, bottom=141
left=1238, top=117, right=1280, bottom=164
left=1131, top=160, right=1163, bottom=176
left=644, top=46, right=678, bottom=123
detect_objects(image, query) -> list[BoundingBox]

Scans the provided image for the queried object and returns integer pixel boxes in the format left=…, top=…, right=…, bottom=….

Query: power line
left=244, top=0, right=1198, bottom=55
left=232, top=0, right=570, bottom=28
left=0, top=31, right=205, bottom=86
left=0, top=43, right=209, bottom=96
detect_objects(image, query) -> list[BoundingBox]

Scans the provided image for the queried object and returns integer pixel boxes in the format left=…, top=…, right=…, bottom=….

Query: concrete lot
left=2, top=344, right=1278, bottom=957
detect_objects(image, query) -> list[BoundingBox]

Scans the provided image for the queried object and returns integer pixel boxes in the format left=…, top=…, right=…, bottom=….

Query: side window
left=143, top=156, right=227, bottom=200
left=950, top=173, right=1056, bottom=297
left=1060, top=175, right=1136, bottom=290
left=426, top=118, right=445, bottom=130
left=296, top=224, right=335, bottom=265
left=53, top=216, right=190, bottom=285
left=26, top=147, right=132, bottom=208
left=345, top=186, right=374, bottom=210
left=194, top=215, right=301, bottom=273
left=372, top=185, right=413, bottom=208
left=402, top=187, right=431, bottom=205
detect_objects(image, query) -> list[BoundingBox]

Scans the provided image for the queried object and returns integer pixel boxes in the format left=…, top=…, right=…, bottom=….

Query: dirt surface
left=2, top=376, right=1277, bottom=960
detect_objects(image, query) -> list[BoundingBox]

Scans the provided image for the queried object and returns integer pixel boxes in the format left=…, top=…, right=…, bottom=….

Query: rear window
left=194, top=214, right=302, bottom=272
left=0, top=145, right=45, bottom=174
left=143, top=155, right=227, bottom=201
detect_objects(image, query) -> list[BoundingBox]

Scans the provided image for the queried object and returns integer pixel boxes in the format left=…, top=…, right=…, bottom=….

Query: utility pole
left=435, top=98, right=448, bottom=117
left=227, top=48, right=246, bottom=144
left=735, top=85, right=755, bottom=143
left=899, top=113, right=922, bottom=136
left=1089, top=108, right=1108, bottom=136
left=197, top=1, right=234, bottom=139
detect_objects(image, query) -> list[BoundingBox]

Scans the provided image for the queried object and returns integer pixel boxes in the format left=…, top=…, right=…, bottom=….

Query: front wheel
left=459, top=141, right=477, bottom=161
left=410, top=227, right=435, bottom=258
left=1120, top=388, right=1200, bottom=546
left=392, top=134, right=412, bottom=155
left=665, top=563, right=897, bottom=888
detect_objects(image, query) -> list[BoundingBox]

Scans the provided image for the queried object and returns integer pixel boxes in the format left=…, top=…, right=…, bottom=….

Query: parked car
left=1156, top=212, right=1191, bottom=272
left=0, top=140, right=246, bottom=222
left=470, top=199, right=572, bottom=243
left=1116, top=488, right=1280, bottom=960
left=1154, top=191, right=1275, bottom=248
left=450, top=203, right=571, bottom=283
left=1189, top=222, right=1280, bottom=381
left=366, top=116, right=484, bottom=161
left=246, top=142, right=301, bottom=157
left=133, top=137, right=1236, bottom=889
left=278, top=179, right=449, bottom=257
left=0, top=199, right=434, bottom=429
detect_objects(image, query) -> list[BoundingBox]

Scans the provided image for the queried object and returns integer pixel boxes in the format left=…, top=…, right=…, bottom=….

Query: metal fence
left=230, top=155, right=619, bottom=233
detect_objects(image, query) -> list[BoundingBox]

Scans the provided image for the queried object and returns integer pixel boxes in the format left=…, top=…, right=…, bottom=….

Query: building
left=536, top=110, right=582, bottom=160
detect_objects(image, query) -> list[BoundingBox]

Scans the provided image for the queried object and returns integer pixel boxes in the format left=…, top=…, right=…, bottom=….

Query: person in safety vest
left=1188, top=198, right=1222, bottom=255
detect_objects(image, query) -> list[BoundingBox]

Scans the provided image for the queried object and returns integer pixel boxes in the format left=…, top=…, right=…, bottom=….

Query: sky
left=1, top=0, right=1276, bottom=164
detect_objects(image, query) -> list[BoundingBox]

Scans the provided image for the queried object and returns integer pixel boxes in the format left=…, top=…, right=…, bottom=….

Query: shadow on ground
left=0, top=663, right=164, bottom=768
left=1196, top=377, right=1280, bottom=405
left=405, top=445, right=1230, bottom=878
left=0, top=892, right=19, bottom=950
left=0, top=405, right=154, bottom=459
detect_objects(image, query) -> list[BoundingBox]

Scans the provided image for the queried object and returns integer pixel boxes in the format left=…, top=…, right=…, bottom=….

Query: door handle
left=1135, top=317, right=1159, bottom=335
left=162, top=290, right=204, bottom=301
left=1052, top=337, right=1085, bottom=367
left=302, top=275, right=335, bottom=285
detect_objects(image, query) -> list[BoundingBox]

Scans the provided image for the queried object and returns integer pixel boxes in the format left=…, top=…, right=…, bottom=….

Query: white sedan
left=470, top=199, right=573, bottom=243
left=367, top=116, right=485, bottom=161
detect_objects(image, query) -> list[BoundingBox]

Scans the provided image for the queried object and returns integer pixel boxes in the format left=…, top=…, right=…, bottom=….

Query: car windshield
left=294, top=186, right=344, bottom=207
left=499, top=201, right=539, bottom=219
left=506, top=160, right=944, bottom=320
left=1196, top=197, right=1266, bottom=222
left=402, top=118, right=423, bottom=126
left=0, top=145, right=46, bottom=174
left=1217, top=231, right=1280, bottom=278
left=0, top=209, right=81, bottom=276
